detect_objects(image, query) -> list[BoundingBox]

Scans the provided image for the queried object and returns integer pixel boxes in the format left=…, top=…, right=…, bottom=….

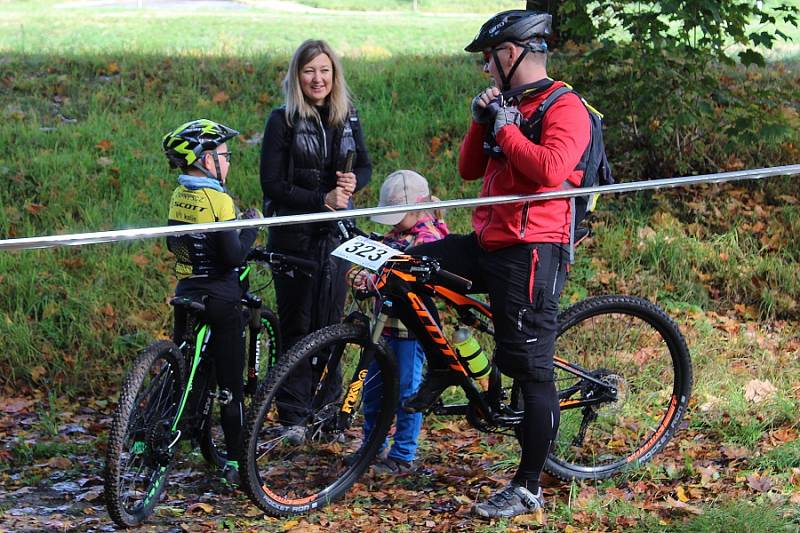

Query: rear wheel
left=539, top=295, right=692, bottom=480
left=200, top=308, right=281, bottom=468
left=105, top=340, right=184, bottom=527
left=241, top=322, right=398, bottom=516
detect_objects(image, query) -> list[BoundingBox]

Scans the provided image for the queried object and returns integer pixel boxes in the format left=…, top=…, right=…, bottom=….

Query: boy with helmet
left=163, top=119, right=261, bottom=486
left=406, top=10, right=592, bottom=518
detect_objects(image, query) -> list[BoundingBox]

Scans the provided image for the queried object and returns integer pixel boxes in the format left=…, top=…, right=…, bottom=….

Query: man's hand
left=241, top=207, right=263, bottom=219
left=471, top=87, right=502, bottom=124
left=335, top=171, right=357, bottom=194
left=324, top=187, right=350, bottom=210
left=493, top=105, right=522, bottom=136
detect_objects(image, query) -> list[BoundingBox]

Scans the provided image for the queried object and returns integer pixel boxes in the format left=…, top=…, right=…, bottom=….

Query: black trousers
left=272, top=233, right=349, bottom=426
left=173, top=296, right=245, bottom=461
left=408, top=233, right=569, bottom=382
left=409, top=233, right=568, bottom=489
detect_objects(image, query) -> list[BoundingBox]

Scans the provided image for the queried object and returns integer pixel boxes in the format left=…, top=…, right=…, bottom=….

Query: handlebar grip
left=434, top=268, right=473, bottom=293
left=272, top=253, right=319, bottom=273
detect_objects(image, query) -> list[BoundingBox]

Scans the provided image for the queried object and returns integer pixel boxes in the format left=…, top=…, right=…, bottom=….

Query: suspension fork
left=318, top=311, right=390, bottom=431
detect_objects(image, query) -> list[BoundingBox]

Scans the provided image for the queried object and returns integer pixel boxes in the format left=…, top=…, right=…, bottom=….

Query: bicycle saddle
left=169, top=295, right=207, bottom=313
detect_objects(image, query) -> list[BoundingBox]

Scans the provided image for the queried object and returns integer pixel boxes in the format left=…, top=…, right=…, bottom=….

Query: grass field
left=0, top=2, right=799, bottom=530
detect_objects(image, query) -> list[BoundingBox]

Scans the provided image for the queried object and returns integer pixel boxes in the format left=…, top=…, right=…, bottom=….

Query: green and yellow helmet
left=162, top=119, right=239, bottom=169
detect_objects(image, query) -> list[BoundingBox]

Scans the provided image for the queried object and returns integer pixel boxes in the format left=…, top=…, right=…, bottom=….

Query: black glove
left=241, top=207, right=263, bottom=220
left=471, top=94, right=495, bottom=124
left=493, top=106, right=522, bottom=136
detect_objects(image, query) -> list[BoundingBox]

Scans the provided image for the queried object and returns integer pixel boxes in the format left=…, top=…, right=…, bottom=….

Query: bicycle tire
left=528, top=295, right=692, bottom=481
left=105, top=340, right=185, bottom=527
left=199, top=308, right=281, bottom=468
left=241, top=322, right=399, bottom=516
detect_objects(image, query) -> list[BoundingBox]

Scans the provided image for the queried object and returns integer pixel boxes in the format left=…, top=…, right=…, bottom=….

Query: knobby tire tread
left=544, top=294, right=692, bottom=481
left=241, top=322, right=398, bottom=516
left=105, top=340, right=184, bottom=528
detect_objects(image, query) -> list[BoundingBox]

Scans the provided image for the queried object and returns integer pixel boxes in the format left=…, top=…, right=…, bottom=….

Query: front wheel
left=105, top=340, right=185, bottom=528
left=241, top=322, right=398, bottom=516
left=533, top=295, right=692, bottom=481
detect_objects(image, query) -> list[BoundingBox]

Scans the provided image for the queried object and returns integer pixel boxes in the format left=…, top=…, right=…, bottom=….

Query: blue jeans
left=362, top=336, right=425, bottom=463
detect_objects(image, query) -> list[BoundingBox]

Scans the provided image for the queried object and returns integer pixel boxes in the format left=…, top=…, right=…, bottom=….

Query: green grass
left=0, top=1, right=797, bottom=399
left=1, top=1, right=488, bottom=56
left=244, top=0, right=523, bottom=13
left=667, top=501, right=799, bottom=532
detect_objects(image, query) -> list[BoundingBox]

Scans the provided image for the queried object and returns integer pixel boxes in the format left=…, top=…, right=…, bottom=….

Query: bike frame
left=343, top=256, right=619, bottom=429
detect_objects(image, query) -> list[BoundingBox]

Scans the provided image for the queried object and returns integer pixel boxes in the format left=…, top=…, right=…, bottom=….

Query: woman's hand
left=324, top=187, right=350, bottom=210
left=335, top=171, right=357, bottom=194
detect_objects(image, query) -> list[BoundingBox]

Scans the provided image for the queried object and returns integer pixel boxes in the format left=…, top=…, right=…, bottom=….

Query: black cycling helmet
left=465, top=10, right=552, bottom=53
left=162, top=119, right=239, bottom=173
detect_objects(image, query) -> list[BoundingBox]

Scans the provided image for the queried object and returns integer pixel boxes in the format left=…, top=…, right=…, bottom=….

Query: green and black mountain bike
left=240, top=225, right=693, bottom=516
left=104, top=248, right=314, bottom=528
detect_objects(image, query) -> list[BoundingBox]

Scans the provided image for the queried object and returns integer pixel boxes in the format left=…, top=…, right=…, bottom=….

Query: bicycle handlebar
left=248, top=248, right=319, bottom=272
left=433, top=267, right=473, bottom=293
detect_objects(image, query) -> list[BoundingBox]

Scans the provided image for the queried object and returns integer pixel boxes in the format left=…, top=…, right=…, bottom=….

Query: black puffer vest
left=269, top=106, right=359, bottom=253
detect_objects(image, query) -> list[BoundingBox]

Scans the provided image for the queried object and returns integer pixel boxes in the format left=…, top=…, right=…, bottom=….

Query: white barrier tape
left=1, top=164, right=798, bottom=252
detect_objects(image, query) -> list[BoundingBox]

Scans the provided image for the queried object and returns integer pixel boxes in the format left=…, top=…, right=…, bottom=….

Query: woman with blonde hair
left=259, top=39, right=372, bottom=441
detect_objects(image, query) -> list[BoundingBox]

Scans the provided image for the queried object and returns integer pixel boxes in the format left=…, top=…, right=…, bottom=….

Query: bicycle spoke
left=544, top=296, right=691, bottom=480
left=106, top=341, right=184, bottom=527
left=244, top=323, right=399, bottom=515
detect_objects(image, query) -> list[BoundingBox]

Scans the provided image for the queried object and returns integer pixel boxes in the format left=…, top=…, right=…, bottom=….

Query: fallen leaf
left=676, top=485, right=689, bottom=502
left=511, top=507, right=545, bottom=524
left=638, top=226, right=656, bottom=240
left=1, top=397, right=35, bottom=414
left=697, top=465, right=720, bottom=485
left=186, top=502, right=213, bottom=514
left=430, top=136, right=442, bottom=156
left=661, top=497, right=704, bottom=515
left=212, top=91, right=230, bottom=104
left=132, top=254, right=149, bottom=266
left=24, top=203, right=46, bottom=215
left=107, top=62, right=120, bottom=74
left=243, top=506, right=262, bottom=518
left=75, top=487, right=104, bottom=502
left=96, top=139, right=113, bottom=151
left=744, top=379, right=777, bottom=403
left=746, top=474, right=773, bottom=492
left=30, top=366, right=47, bottom=382
left=48, top=456, right=72, bottom=469
left=721, top=445, right=749, bottom=460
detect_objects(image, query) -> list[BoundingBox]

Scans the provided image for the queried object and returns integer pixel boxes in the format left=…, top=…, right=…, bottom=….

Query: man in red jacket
left=405, top=10, right=591, bottom=518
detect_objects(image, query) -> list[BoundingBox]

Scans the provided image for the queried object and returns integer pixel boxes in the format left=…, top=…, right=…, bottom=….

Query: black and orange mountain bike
left=240, top=228, right=693, bottom=516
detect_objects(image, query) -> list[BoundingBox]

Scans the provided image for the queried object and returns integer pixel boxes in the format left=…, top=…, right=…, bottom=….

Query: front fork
left=325, top=311, right=389, bottom=432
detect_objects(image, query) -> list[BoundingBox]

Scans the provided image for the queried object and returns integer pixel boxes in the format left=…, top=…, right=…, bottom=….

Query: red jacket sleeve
left=458, top=121, right=490, bottom=181
left=495, top=93, right=591, bottom=188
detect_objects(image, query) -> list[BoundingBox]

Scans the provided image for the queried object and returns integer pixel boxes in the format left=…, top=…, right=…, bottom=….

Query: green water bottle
left=452, top=328, right=490, bottom=382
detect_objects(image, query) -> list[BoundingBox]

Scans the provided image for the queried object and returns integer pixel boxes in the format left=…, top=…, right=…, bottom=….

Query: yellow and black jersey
left=166, top=186, right=257, bottom=291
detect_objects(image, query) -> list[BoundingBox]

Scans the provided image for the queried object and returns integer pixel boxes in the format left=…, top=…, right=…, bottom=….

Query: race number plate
left=331, top=235, right=401, bottom=271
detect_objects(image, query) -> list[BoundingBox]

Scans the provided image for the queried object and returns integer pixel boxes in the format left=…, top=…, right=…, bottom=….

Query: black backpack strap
left=518, top=85, right=586, bottom=263
left=519, top=85, right=575, bottom=144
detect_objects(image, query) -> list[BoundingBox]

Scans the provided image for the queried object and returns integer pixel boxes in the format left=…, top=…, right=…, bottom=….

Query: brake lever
left=337, top=220, right=350, bottom=240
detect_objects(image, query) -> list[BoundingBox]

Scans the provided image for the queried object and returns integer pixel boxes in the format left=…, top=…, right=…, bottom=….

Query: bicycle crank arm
left=431, top=403, right=468, bottom=416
